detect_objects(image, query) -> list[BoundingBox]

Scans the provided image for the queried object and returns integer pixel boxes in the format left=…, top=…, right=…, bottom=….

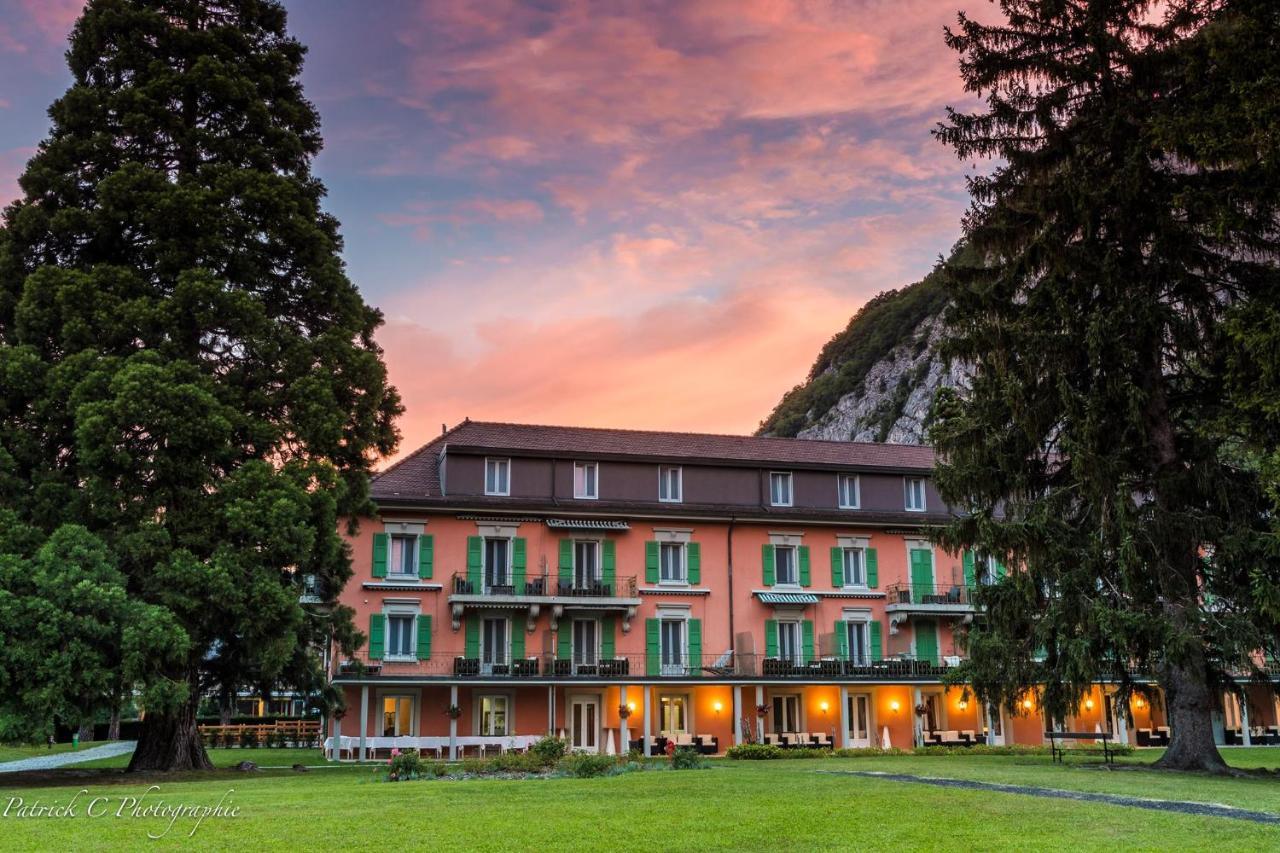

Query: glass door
left=848, top=694, right=871, bottom=747
left=569, top=695, right=600, bottom=752
left=573, top=619, right=598, bottom=673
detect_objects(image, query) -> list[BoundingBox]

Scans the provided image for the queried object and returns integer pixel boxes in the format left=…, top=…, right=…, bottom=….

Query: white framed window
left=381, top=695, right=415, bottom=736
left=572, top=618, right=599, bottom=667
left=844, top=619, right=870, bottom=664
left=772, top=693, right=801, bottom=733
left=659, top=541, right=686, bottom=584
left=385, top=613, right=416, bottom=660
left=485, top=457, right=510, bottom=496
left=660, top=618, right=686, bottom=675
left=478, top=694, right=510, bottom=736
left=776, top=620, right=801, bottom=664
left=388, top=534, right=417, bottom=577
left=574, top=540, right=600, bottom=589
left=480, top=616, right=509, bottom=672
left=905, top=477, right=927, bottom=512
left=484, top=537, right=511, bottom=591
left=658, top=465, right=682, bottom=502
left=841, top=547, right=865, bottom=587
left=659, top=693, right=690, bottom=734
left=769, top=471, right=793, bottom=507
left=774, top=545, right=797, bottom=586
left=838, top=474, right=860, bottom=509
left=574, top=461, right=598, bottom=499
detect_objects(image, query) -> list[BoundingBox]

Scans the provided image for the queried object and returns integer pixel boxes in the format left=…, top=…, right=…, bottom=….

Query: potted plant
left=444, top=704, right=462, bottom=719
left=914, top=703, right=928, bottom=717
left=755, top=704, right=769, bottom=718
left=618, top=704, right=632, bottom=720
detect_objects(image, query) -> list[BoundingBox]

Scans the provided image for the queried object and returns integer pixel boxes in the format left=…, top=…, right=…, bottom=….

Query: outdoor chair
left=763, top=733, right=782, bottom=747
left=1154, top=726, right=1171, bottom=746
left=674, top=733, right=697, bottom=749
left=812, top=733, right=832, bottom=749
left=960, top=730, right=977, bottom=746
left=1136, top=728, right=1152, bottom=746
left=695, top=735, right=718, bottom=755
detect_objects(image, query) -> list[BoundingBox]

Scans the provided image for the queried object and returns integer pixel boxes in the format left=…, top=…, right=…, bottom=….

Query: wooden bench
left=1045, top=730, right=1116, bottom=764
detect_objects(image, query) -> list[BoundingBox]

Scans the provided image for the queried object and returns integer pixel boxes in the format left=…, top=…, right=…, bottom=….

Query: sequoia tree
left=0, top=0, right=400, bottom=770
left=930, top=0, right=1280, bottom=773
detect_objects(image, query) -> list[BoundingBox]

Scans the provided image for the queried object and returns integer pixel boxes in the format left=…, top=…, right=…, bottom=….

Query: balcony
left=884, top=583, right=979, bottom=624
left=335, top=651, right=964, bottom=682
left=447, top=571, right=642, bottom=633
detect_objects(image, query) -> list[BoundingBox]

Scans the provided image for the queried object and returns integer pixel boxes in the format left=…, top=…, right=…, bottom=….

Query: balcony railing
left=336, top=651, right=963, bottom=680
left=885, top=583, right=980, bottom=608
left=449, top=571, right=638, bottom=599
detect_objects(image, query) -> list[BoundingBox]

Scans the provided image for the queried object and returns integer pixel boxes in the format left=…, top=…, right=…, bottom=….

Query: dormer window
left=769, top=472, right=793, bottom=507
left=658, top=465, right=682, bottom=503
left=485, top=457, right=510, bottom=496
left=574, top=461, right=598, bottom=499
left=838, top=474, right=860, bottom=509
left=905, top=477, right=927, bottom=512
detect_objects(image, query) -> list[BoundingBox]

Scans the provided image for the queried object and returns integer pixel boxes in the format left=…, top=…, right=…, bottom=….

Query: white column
left=732, top=686, right=743, bottom=745
left=449, top=685, right=459, bottom=760
left=620, top=686, right=630, bottom=751
left=358, top=684, right=369, bottom=762
left=912, top=687, right=923, bottom=747
left=1115, top=693, right=1129, bottom=746
left=642, top=688, right=652, bottom=756
left=1241, top=693, right=1252, bottom=747
left=982, top=704, right=993, bottom=746
left=838, top=687, right=850, bottom=749
left=547, top=686, right=555, bottom=737
left=755, top=685, right=765, bottom=742
left=332, top=705, right=342, bottom=760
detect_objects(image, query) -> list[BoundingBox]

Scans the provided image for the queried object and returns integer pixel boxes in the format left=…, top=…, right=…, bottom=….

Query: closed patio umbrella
left=881, top=726, right=891, bottom=749
left=605, top=730, right=616, bottom=755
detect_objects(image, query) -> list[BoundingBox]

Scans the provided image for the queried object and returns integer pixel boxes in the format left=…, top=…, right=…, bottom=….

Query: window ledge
left=639, top=587, right=711, bottom=596
left=364, top=581, right=444, bottom=591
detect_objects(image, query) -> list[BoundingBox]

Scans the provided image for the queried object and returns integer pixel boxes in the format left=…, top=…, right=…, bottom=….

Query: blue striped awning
left=756, top=592, right=819, bottom=605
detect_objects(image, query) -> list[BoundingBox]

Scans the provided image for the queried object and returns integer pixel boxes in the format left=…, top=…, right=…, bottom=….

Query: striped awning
left=545, top=518, right=630, bottom=530
left=755, top=592, right=819, bottom=605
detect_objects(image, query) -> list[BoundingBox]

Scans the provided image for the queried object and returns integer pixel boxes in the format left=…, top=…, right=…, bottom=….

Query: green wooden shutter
left=688, top=618, right=702, bottom=675
left=602, top=540, right=616, bottom=589
left=464, top=615, right=480, bottom=659
left=368, top=613, right=385, bottom=660
left=372, top=533, right=389, bottom=579
left=910, top=549, right=933, bottom=600
left=466, top=536, right=483, bottom=590
left=601, top=616, right=616, bottom=659
left=511, top=622, right=525, bottom=660
left=962, top=550, right=975, bottom=588
left=646, top=618, right=660, bottom=676
left=512, top=537, right=527, bottom=591
left=915, top=619, right=939, bottom=665
left=836, top=620, right=849, bottom=660
left=558, top=625, right=571, bottom=660
left=798, top=545, right=811, bottom=587
left=762, top=544, right=775, bottom=586
left=802, top=619, right=815, bottom=663
left=996, top=558, right=1007, bottom=578
left=869, top=620, right=882, bottom=661
left=558, top=539, right=573, bottom=585
left=865, top=548, right=878, bottom=588
left=418, top=534, right=434, bottom=579
left=416, top=615, right=431, bottom=660
left=645, top=541, right=659, bottom=584
left=686, top=542, right=701, bottom=584
left=764, top=619, right=778, bottom=658
left=830, top=547, right=843, bottom=588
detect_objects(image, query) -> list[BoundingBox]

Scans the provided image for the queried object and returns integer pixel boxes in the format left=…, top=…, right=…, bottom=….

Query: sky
left=0, top=0, right=979, bottom=459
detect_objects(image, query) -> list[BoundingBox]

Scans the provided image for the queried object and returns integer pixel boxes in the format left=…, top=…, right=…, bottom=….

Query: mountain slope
left=758, top=263, right=967, bottom=443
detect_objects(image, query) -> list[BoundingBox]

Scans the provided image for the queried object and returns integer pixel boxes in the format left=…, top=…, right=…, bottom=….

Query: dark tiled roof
left=372, top=420, right=935, bottom=501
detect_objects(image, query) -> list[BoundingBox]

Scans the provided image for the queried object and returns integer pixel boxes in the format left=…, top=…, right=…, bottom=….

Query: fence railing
left=885, top=582, right=979, bottom=607
left=449, top=571, right=638, bottom=599
left=336, top=651, right=965, bottom=680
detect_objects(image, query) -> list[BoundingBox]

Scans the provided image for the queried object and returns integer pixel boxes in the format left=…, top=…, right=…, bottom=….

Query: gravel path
left=0, top=741, right=136, bottom=774
left=819, top=769, right=1280, bottom=825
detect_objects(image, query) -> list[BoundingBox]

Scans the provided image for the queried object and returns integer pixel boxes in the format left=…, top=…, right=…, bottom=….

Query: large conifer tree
left=0, top=0, right=400, bottom=770
left=931, top=0, right=1279, bottom=772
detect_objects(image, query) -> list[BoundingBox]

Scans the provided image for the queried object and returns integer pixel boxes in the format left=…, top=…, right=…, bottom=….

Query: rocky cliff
left=758, top=262, right=968, bottom=443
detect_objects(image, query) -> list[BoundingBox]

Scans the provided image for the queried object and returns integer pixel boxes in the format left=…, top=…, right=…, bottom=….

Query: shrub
left=529, top=736, right=568, bottom=766
left=725, top=743, right=785, bottom=760
left=831, top=747, right=910, bottom=758
left=487, top=751, right=547, bottom=774
left=559, top=752, right=618, bottom=778
left=239, top=729, right=257, bottom=749
left=671, top=747, right=708, bottom=770
left=386, top=750, right=423, bottom=782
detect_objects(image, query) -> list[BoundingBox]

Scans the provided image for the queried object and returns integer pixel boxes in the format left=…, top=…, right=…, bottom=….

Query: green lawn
left=0, top=750, right=1275, bottom=850
left=0, top=741, right=107, bottom=763
left=70, top=746, right=335, bottom=770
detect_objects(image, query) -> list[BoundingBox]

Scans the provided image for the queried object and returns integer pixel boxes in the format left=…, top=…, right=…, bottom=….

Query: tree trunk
left=1154, top=658, right=1229, bottom=773
left=219, top=698, right=233, bottom=727
left=127, top=683, right=212, bottom=772
left=107, top=705, right=121, bottom=742
left=77, top=721, right=94, bottom=743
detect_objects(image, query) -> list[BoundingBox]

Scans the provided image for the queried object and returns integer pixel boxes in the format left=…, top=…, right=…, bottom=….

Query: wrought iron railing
left=885, top=582, right=980, bottom=607
left=448, top=571, right=638, bottom=599
left=335, top=651, right=965, bottom=680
